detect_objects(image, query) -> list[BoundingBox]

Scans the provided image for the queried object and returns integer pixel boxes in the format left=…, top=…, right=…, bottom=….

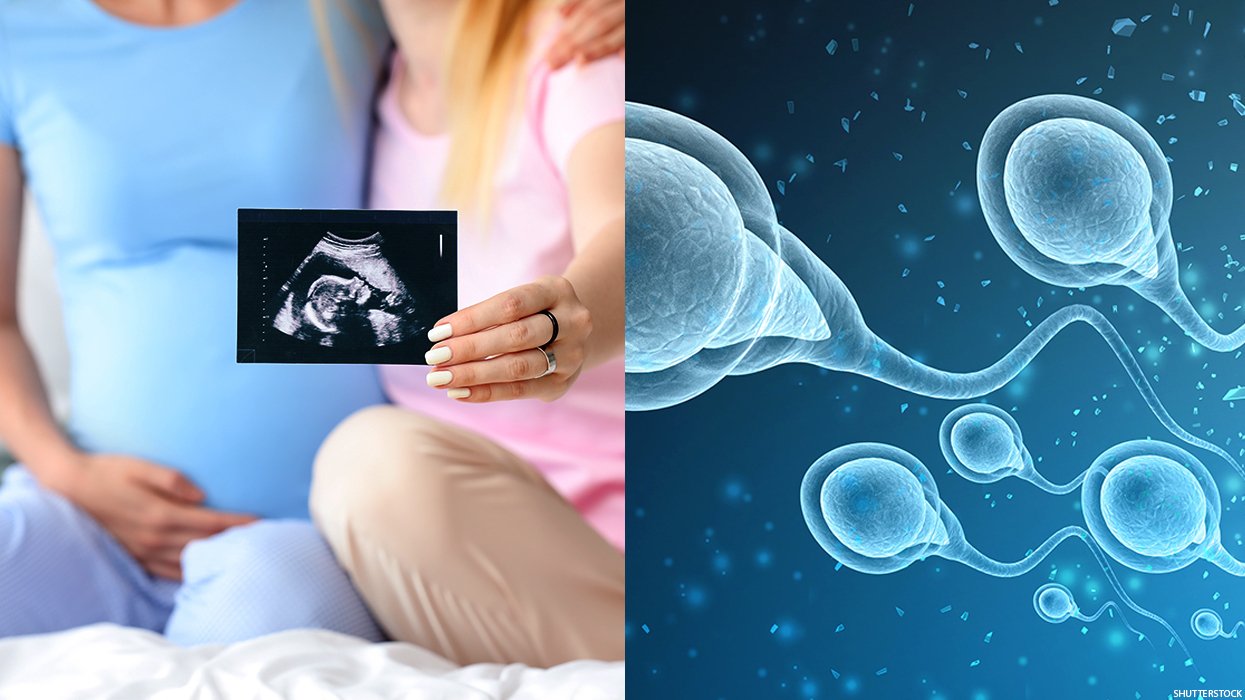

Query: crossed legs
left=311, top=405, right=625, bottom=667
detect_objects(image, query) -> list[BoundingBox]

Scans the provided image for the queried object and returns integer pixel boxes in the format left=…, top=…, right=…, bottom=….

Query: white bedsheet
left=0, top=624, right=623, bottom=699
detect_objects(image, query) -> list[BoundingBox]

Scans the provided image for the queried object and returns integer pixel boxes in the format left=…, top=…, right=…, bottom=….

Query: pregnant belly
left=60, top=247, right=385, bottom=519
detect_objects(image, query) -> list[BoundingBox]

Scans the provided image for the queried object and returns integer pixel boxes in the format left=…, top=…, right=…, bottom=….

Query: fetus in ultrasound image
left=273, top=232, right=419, bottom=348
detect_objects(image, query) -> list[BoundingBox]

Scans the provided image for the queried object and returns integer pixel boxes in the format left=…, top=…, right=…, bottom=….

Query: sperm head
left=1033, top=583, right=1076, bottom=624
left=820, top=457, right=942, bottom=559
left=950, top=412, right=1019, bottom=474
left=625, top=139, right=749, bottom=372
left=1191, top=609, right=1223, bottom=640
left=1100, top=455, right=1208, bottom=558
left=1003, top=117, right=1158, bottom=277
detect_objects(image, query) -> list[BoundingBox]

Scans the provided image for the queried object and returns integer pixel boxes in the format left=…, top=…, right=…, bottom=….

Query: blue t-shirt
left=0, top=0, right=390, bottom=518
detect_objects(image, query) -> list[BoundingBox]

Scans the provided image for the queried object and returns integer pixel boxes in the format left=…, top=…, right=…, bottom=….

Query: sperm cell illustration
left=1081, top=440, right=1245, bottom=577
left=624, top=101, right=1239, bottom=477
left=978, top=93, right=1245, bottom=351
left=1032, top=582, right=1162, bottom=648
left=1190, top=608, right=1244, bottom=640
left=939, top=403, right=1083, bottom=494
left=800, top=442, right=1189, bottom=656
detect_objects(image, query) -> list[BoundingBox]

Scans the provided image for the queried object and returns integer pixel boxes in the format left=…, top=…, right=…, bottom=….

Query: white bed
left=0, top=624, right=624, bottom=699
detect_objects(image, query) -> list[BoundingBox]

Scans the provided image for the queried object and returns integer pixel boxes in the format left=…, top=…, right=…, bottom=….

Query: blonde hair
left=311, top=0, right=541, bottom=218
left=309, top=0, right=381, bottom=132
left=441, top=0, right=542, bottom=217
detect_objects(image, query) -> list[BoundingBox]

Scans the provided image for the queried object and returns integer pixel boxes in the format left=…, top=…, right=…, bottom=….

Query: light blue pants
left=0, top=467, right=383, bottom=644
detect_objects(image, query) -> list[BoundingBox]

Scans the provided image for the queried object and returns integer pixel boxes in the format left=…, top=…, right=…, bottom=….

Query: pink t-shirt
left=370, top=36, right=626, bottom=551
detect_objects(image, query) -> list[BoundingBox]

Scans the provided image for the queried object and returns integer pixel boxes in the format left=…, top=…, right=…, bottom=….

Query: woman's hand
left=546, top=0, right=625, bottom=69
left=424, top=275, right=592, bottom=403
left=48, top=453, right=257, bottom=581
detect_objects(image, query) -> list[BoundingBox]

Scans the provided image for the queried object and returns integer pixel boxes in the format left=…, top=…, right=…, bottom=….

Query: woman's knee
left=169, top=520, right=382, bottom=644
left=310, top=407, right=460, bottom=551
left=181, top=520, right=323, bottom=580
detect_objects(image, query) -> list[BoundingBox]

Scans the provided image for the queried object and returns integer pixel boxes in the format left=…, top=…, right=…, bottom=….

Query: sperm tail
left=1076, top=531, right=1193, bottom=662
left=855, top=303, right=1243, bottom=479
left=1142, top=282, right=1245, bottom=352
left=1076, top=601, right=1148, bottom=640
left=1208, top=548, right=1245, bottom=577
left=953, top=526, right=1193, bottom=661
left=948, top=526, right=1085, bottom=577
left=1027, top=471, right=1085, bottom=495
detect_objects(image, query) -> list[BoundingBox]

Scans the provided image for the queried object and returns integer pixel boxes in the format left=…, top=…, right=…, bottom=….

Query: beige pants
left=310, top=405, right=625, bottom=667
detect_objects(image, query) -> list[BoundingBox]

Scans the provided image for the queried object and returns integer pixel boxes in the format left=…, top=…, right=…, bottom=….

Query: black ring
left=537, top=309, right=559, bottom=348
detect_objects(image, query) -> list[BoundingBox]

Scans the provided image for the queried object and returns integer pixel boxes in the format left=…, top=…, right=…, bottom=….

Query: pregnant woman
left=0, top=0, right=620, bottom=644
left=311, top=0, right=625, bottom=666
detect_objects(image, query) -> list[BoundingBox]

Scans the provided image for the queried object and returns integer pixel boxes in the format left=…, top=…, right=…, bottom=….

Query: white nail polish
left=425, top=346, right=452, bottom=365
left=426, top=370, right=453, bottom=387
left=428, top=324, right=453, bottom=342
left=447, top=388, right=471, bottom=399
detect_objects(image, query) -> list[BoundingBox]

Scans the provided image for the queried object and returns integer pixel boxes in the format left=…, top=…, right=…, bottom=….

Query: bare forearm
left=0, top=323, right=79, bottom=488
left=563, top=215, right=624, bottom=370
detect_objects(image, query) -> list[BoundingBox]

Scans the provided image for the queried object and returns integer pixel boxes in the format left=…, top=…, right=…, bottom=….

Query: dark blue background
left=626, top=1, right=1245, bottom=697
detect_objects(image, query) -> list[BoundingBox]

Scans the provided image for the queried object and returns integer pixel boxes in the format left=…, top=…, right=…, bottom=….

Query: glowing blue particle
left=1190, top=90, right=1206, bottom=103
left=826, top=39, right=838, bottom=55
left=1223, top=386, right=1245, bottom=401
left=1111, top=18, right=1137, bottom=37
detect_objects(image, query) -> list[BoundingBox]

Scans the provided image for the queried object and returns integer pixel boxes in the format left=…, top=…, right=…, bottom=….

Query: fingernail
left=426, top=370, right=453, bottom=387
left=447, top=388, right=471, bottom=400
left=428, top=324, right=453, bottom=342
left=425, top=346, right=452, bottom=365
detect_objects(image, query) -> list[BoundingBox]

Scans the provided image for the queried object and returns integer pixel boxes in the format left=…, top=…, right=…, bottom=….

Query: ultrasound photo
left=238, top=209, right=456, bottom=364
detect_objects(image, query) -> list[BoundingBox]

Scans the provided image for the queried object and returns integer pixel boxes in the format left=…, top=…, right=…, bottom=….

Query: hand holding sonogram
left=273, top=231, right=421, bottom=348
